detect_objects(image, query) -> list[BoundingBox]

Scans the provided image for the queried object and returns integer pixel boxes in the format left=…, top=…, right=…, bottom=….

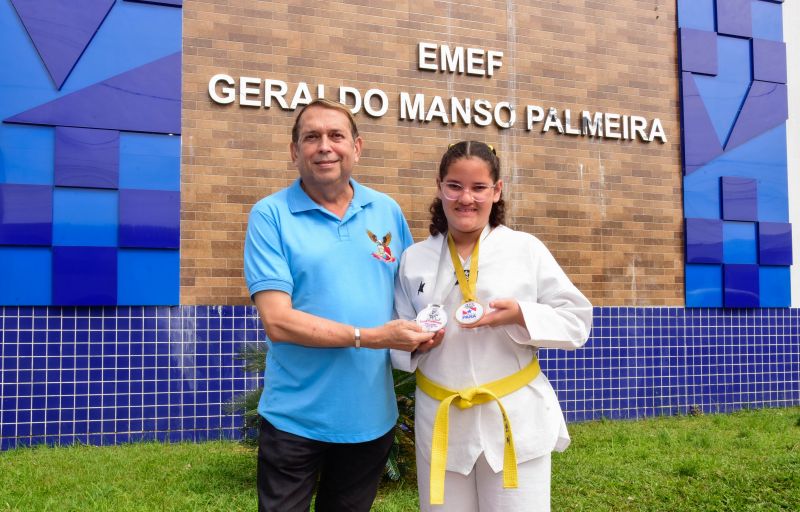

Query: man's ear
left=353, top=136, right=363, bottom=163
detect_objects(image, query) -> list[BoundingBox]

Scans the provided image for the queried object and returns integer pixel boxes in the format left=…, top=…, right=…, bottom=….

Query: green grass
left=0, top=442, right=255, bottom=511
left=1, top=407, right=798, bottom=511
left=552, top=406, right=800, bottom=511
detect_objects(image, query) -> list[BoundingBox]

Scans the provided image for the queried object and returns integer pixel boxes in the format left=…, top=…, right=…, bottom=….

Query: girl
left=392, top=141, right=592, bottom=511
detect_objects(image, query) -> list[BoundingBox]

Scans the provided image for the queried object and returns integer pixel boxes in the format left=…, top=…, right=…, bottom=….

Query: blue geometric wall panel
left=752, top=39, right=787, bottom=84
left=758, top=222, right=792, bottom=265
left=751, top=1, right=784, bottom=41
left=759, top=266, right=790, bottom=307
left=715, top=0, right=752, bottom=38
left=0, top=125, right=54, bottom=185
left=721, top=177, right=757, bottom=221
left=692, top=36, right=751, bottom=146
left=0, top=0, right=182, bottom=305
left=684, top=126, right=788, bottom=223
left=0, top=247, right=51, bottom=304
left=119, top=133, right=180, bottom=191
left=723, top=222, right=757, bottom=264
left=0, top=184, right=53, bottom=245
left=685, top=218, right=723, bottom=263
left=52, top=246, right=117, bottom=305
left=52, top=188, right=118, bottom=247
left=118, top=249, right=180, bottom=305
left=680, top=29, right=718, bottom=76
left=685, top=264, right=723, bottom=307
left=753, top=2, right=783, bottom=41
left=119, top=190, right=180, bottom=249
left=723, top=264, right=760, bottom=308
left=678, top=0, right=792, bottom=307
left=55, top=127, right=120, bottom=189
left=677, top=0, right=715, bottom=31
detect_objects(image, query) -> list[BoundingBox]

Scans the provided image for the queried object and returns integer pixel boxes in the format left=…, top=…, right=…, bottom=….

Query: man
left=244, top=98, right=441, bottom=512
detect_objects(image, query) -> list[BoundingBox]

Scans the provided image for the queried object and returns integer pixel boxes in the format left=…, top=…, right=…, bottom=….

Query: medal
left=447, top=233, right=485, bottom=325
left=416, top=304, right=448, bottom=332
left=454, top=300, right=484, bottom=325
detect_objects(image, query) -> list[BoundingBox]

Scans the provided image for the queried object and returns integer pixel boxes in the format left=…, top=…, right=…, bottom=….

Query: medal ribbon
left=447, top=233, right=480, bottom=303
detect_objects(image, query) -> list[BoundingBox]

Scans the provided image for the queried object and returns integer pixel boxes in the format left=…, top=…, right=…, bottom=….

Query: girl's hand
left=416, top=329, right=445, bottom=353
left=464, top=299, right=524, bottom=329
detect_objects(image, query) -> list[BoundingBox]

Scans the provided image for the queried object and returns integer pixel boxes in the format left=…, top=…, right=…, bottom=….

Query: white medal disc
left=416, top=304, right=448, bottom=332
left=455, top=301, right=484, bottom=325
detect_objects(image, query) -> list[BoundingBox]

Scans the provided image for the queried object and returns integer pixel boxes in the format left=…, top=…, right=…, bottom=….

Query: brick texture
left=182, top=0, right=683, bottom=306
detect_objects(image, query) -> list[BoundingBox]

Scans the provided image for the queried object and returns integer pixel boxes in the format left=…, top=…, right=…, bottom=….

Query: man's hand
left=464, top=299, right=525, bottom=329
left=363, top=320, right=436, bottom=352
left=415, top=329, right=445, bottom=353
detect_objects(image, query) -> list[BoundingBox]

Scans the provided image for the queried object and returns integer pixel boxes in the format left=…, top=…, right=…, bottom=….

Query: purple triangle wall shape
left=4, top=52, right=181, bottom=135
left=725, top=81, right=788, bottom=152
left=10, top=0, right=115, bottom=90
left=681, top=72, right=723, bottom=176
left=124, top=0, right=183, bottom=6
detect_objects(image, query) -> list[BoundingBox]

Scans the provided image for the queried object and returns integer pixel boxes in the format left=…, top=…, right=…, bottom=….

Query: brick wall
left=182, top=0, right=683, bottom=306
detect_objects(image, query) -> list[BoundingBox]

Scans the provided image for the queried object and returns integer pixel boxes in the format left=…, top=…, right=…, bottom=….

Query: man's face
left=290, top=105, right=362, bottom=191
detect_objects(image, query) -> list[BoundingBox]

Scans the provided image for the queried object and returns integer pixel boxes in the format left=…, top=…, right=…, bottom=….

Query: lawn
left=1, top=406, right=798, bottom=511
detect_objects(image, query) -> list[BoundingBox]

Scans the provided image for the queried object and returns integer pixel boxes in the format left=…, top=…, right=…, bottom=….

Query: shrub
left=227, top=343, right=418, bottom=482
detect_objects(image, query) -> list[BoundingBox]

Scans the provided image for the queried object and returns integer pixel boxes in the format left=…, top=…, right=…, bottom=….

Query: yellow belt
left=416, top=357, right=541, bottom=505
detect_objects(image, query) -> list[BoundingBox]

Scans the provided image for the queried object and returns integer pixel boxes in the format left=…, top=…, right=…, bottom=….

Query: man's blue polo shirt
left=244, top=178, right=413, bottom=442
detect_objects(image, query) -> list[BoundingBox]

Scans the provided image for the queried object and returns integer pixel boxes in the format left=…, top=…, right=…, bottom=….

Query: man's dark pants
left=257, top=417, right=395, bottom=512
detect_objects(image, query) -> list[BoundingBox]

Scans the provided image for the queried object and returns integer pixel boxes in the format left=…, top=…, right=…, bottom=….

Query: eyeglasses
left=439, top=181, right=497, bottom=202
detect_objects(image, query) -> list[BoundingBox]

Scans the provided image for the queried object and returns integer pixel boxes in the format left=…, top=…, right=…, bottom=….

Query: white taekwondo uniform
left=391, top=225, right=592, bottom=511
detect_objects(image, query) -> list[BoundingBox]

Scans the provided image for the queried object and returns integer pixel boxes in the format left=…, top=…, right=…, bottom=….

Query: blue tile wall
left=0, top=305, right=263, bottom=449
left=547, top=307, right=800, bottom=422
left=1, top=306, right=798, bottom=449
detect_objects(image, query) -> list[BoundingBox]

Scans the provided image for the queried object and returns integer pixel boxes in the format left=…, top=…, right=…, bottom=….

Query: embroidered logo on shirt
left=367, top=230, right=396, bottom=263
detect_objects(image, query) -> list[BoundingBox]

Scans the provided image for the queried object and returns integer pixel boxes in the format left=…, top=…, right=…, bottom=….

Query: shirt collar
left=287, top=178, right=377, bottom=214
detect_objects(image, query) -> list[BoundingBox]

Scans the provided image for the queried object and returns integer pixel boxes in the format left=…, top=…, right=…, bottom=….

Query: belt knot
left=416, top=357, right=541, bottom=505
left=456, top=387, right=479, bottom=407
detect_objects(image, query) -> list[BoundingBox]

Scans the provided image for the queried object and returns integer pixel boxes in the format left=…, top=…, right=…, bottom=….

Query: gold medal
left=447, top=233, right=485, bottom=325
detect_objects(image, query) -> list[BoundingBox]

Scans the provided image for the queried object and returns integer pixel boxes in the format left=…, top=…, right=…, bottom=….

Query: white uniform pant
left=416, top=444, right=552, bottom=512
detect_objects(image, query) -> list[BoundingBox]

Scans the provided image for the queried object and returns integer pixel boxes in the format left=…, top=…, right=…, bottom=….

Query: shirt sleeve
left=391, top=251, right=422, bottom=372
left=506, top=238, right=593, bottom=350
left=243, top=204, right=294, bottom=299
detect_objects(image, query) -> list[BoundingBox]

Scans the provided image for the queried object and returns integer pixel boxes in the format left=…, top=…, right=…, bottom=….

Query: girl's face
left=437, top=156, right=503, bottom=241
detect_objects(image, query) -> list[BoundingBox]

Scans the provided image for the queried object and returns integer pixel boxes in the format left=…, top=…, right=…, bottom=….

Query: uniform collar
left=430, top=224, right=495, bottom=303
